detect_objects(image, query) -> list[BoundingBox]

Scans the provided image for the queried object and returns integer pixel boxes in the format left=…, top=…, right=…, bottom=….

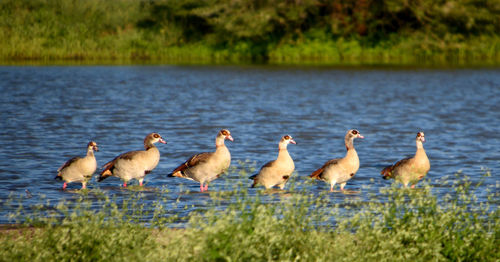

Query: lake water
left=0, top=65, right=499, bottom=225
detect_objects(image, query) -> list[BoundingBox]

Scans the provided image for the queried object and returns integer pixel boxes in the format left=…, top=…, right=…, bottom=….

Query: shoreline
left=1, top=59, right=499, bottom=68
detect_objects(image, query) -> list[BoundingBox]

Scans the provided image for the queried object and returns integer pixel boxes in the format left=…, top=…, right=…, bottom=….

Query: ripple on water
left=0, top=66, right=498, bottom=224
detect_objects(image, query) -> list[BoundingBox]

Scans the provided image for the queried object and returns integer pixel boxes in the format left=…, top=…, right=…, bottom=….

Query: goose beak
left=159, top=138, right=167, bottom=144
left=226, top=135, right=234, bottom=142
left=290, top=139, right=297, bottom=144
left=358, top=135, right=365, bottom=139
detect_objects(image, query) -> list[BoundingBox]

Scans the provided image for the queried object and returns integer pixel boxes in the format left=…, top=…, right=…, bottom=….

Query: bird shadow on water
left=122, top=185, right=158, bottom=192
left=257, top=188, right=294, bottom=197
left=95, top=185, right=158, bottom=192
left=330, top=189, right=361, bottom=195
left=61, top=189, right=86, bottom=194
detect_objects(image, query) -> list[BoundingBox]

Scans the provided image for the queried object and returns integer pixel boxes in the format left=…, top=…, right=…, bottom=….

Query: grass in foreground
left=1, top=173, right=498, bottom=261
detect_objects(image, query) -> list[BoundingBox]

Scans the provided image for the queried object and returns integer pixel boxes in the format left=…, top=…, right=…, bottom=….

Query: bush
left=0, top=0, right=499, bottom=63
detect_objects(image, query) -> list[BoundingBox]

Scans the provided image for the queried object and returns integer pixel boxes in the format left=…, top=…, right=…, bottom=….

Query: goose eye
left=153, top=134, right=159, bottom=138
left=417, top=133, right=421, bottom=137
left=284, top=135, right=291, bottom=140
left=351, top=130, right=358, bottom=135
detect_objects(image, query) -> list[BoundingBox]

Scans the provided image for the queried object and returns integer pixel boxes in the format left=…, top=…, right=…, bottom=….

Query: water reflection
left=0, top=65, right=499, bottom=224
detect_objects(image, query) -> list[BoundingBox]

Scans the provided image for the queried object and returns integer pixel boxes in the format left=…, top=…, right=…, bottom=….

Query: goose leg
left=200, top=183, right=204, bottom=192
left=330, top=181, right=336, bottom=192
left=63, top=182, right=67, bottom=190
left=81, top=182, right=86, bottom=189
left=410, top=184, right=415, bottom=189
left=340, top=183, right=347, bottom=191
left=204, top=184, right=208, bottom=191
left=139, top=179, right=144, bottom=186
left=123, top=182, right=127, bottom=187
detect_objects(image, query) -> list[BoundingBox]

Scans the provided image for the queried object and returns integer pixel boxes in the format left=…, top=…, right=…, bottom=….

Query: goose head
left=279, top=135, right=296, bottom=149
left=145, top=132, right=167, bottom=146
left=347, top=129, right=364, bottom=140
left=87, top=141, right=99, bottom=152
left=219, top=129, right=234, bottom=142
left=416, top=131, right=425, bottom=143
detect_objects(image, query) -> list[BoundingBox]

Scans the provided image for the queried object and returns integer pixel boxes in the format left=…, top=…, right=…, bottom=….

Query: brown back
left=170, top=152, right=213, bottom=175
left=310, top=159, right=339, bottom=179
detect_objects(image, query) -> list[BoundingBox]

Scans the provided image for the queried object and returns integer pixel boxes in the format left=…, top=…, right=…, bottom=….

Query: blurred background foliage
left=0, top=0, right=499, bottom=63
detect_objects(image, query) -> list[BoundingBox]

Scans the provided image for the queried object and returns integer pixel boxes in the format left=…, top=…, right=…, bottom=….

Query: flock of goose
left=55, top=129, right=430, bottom=192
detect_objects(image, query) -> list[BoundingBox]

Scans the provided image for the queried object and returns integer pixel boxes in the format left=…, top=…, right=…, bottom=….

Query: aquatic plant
left=1, top=172, right=498, bottom=261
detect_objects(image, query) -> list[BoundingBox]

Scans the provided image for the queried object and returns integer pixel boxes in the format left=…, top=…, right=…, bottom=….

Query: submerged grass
left=1, top=172, right=498, bottom=261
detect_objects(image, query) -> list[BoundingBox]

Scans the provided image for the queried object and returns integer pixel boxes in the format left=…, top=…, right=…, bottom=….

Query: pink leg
left=81, top=183, right=86, bottom=189
left=200, top=183, right=204, bottom=192
left=410, top=184, right=415, bottom=189
left=63, top=182, right=67, bottom=190
left=330, top=182, right=337, bottom=192
left=123, top=182, right=127, bottom=187
left=204, top=184, right=208, bottom=191
left=139, top=181, right=143, bottom=186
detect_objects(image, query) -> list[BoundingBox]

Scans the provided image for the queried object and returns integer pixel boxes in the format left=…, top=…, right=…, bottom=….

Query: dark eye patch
left=417, top=133, right=421, bottom=137
left=351, top=130, right=358, bottom=135
left=153, top=134, right=160, bottom=138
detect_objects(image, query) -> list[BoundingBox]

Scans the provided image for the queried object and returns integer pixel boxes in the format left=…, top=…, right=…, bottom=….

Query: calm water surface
left=0, top=65, right=499, bottom=224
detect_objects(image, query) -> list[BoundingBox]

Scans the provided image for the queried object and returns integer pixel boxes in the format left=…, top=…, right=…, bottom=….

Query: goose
left=55, top=141, right=98, bottom=190
left=381, top=131, right=430, bottom=188
left=310, top=129, right=364, bottom=192
left=98, top=133, right=166, bottom=187
left=250, top=135, right=296, bottom=189
left=168, top=129, right=233, bottom=192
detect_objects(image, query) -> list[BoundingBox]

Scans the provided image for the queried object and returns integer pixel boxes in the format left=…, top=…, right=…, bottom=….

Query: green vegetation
left=0, top=0, right=499, bottom=64
left=1, top=172, right=498, bottom=261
